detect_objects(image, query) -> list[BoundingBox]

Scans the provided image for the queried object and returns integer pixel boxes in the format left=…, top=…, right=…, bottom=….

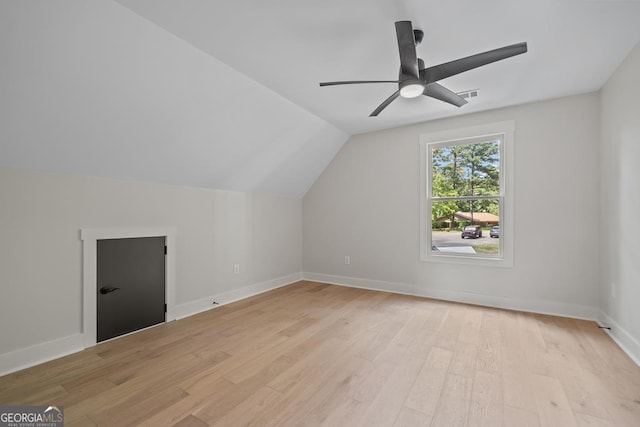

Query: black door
left=97, top=237, right=166, bottom=342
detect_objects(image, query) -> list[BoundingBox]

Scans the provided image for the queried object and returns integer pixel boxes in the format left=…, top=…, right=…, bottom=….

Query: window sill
left=421, top=252, right=513, bottom=268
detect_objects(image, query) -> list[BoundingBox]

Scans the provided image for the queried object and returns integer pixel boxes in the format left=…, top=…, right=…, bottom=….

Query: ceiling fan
left=319, top=21, right=527, bottom=116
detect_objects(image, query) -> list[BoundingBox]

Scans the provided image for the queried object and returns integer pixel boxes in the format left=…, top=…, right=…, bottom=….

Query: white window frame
left=419, top=121, right=514, bottom=267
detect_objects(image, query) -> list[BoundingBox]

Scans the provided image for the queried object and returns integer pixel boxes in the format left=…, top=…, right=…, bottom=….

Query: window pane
left=431, top=139, right=500, bottom=198
left=431, top=199, right=501, bottom=256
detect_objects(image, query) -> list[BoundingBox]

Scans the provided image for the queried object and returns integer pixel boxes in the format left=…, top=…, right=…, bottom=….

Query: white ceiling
left=2, top=1, right=640, bottom=198
left=0, top=0, right=347, bottom=198
left=115, top=0, right=640, bottom=135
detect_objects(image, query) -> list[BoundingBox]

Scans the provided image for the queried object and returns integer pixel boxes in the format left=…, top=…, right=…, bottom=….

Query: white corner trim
left=597, top=310, right=640, bottom=367
left=0, top=333, right=84, bottom=377
left=302, top=272, right=597, bottom=321
left=80, top=226, right=177, bottom=348
left=175, top=272, right=303, bottom=319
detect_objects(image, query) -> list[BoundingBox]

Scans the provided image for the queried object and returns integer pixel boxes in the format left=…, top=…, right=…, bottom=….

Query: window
left=420, top=121, right=514, bottom=267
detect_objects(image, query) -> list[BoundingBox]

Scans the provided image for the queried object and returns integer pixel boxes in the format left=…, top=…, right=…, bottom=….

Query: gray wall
left=599, top=41, right=640, bottom=361
left=0, top=168, right=302, bottom=357
left=303, top=93, right=601, bottom=318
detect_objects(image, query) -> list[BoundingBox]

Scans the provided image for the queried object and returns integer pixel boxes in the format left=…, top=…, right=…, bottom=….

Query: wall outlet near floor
left=233, top=264, right=240, bottom=274
left=344, top=256, right=350, bottom=265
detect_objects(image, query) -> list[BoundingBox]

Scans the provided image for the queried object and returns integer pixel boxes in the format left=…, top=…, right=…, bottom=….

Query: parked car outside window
left=461, top=225, right=482, bottom=239
left=490, top=226, right=500, bottom=238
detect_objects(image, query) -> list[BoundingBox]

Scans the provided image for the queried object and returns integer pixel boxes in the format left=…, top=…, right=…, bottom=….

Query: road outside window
left=430, top=138, right=502, bottom=257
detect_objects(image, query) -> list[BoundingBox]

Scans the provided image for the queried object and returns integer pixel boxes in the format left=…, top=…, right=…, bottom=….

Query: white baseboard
left=5, top=274, right=624, bottom=377
left=302, top=272, right=598, bottom=321
left=0, top=272, right=303, bottom=377
left=0, top=333, right=84, bottom=377
left=597, top=310, right=640, bottom=367
left=175, top=272, right=303, bottom=319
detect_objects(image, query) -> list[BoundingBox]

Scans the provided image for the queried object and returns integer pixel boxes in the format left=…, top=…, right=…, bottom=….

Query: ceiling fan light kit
left=319, top=21, right=527, bottom=116
left=399, top=80, right=425, bottom=98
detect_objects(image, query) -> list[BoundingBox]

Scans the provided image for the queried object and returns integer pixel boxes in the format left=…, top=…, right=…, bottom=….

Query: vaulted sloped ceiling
left=0, top=0, right=347, bottom=198
left=3, top=1, right=640, bottom=198
left=113, top=0, right=640, bottom=135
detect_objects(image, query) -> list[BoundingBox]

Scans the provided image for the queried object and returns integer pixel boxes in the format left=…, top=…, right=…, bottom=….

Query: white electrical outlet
left=234, top=264, right=240, bottom=274
left=344, top=256, right=350, bottom=265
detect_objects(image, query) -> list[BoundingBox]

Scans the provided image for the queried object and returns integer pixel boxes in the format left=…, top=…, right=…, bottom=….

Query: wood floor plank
left=266, top=336, right=347, bottom=393
left=531, top=373, right=578, bottom=427
left=480, top=307, right=502, bottom=331
left=501, top=338, right=537, bottom=413
left=348, top=357, right=393, bottom=403
left=468, top=370, right=504, bottom=427
left=192, top=355, right=294, bottom=425
left=172, top=415, right=209, bottom=427
left=431, top=304, right=467, bottom=351
left=553, top=352, right=616, bottom=420
left=404, top=346, right=453, bottom=415
left=60, top=377, right=117, bottom=407
left=87, top=386, right=188, bottom=426
left=320, top=397, right=367, bottom=427
left=208, top=385, right=282, bottom=426
left=393, top=406, right=432, bottom=426
left=575, top=412, right=615, bottom=427
left=475, top=328, right=501, bottom=375
left=217, top=335, right=292, bottom=384
left=409, top=301, right=449, bottom=359
left=359, top=355, right=425, bottom=427
left=355, top=316, right=406, bottom=362
left=458, top=306, right=483, bottom=345
left=136, top=393, right=214, bottom=427
left=279, top=354, right=368, bottom=426
left=63, top=416, right=97, bottom=427
left=449, top=340, right=478, bottom=379
left=0, top=281, right=638, bottom=426
left=255, top=332, right=375, bottom=425
left=504, top=405, right=540, bottom=427
left=430, top=373, right=472, bottom=427
left=65, top=353, right=225, bottom=423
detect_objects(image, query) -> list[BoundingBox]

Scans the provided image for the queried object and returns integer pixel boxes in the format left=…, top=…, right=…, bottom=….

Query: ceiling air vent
left=457, top=89, right=479, bottom=100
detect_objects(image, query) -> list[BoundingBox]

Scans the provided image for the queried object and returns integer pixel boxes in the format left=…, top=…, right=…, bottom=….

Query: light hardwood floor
left=1, top=281, right=639, bottom=426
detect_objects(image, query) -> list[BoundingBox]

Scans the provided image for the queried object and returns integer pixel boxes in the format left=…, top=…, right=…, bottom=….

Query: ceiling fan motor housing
left=399, top=78, right=425, bottom=98
left=413, top=29, right=424, bottom=45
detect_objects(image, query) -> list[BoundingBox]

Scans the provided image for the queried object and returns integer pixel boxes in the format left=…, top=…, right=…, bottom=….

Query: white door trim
left=80, top=227, right=176, bottom=348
